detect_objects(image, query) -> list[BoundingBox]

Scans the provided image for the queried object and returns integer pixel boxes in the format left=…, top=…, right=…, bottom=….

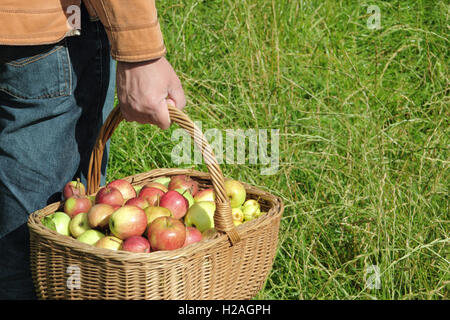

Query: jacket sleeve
left=87, top=0, right=166, bottom=62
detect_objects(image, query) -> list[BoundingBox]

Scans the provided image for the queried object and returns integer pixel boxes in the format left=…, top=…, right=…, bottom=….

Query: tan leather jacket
left=0, top=0, right=166, bottom=62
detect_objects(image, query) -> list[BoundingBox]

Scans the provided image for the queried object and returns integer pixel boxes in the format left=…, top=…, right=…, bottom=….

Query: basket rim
left=28, top=168, right=284, bottom=263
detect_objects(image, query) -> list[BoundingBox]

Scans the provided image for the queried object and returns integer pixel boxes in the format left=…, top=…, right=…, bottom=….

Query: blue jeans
left=0, top=7, right=116, bottom=299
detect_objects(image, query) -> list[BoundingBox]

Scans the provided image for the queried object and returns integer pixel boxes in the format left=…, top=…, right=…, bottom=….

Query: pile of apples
left=42, top=175, right=264, bottom=253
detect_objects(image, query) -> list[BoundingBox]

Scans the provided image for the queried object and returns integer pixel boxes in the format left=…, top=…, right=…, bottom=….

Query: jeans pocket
left=0, top=40, right=72, bottom=99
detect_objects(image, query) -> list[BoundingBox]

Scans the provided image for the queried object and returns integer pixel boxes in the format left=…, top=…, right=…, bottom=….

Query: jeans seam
left=2, top=46, right=64, bottom=67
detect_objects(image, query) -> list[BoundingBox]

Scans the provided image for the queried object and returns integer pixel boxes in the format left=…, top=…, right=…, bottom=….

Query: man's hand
left=116, top=57, right=186, bottom=130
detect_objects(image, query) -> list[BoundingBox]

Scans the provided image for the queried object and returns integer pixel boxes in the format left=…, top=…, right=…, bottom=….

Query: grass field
left=106, top=0, right=449, bottom=299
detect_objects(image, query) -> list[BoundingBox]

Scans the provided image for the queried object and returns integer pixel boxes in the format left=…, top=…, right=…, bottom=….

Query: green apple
left=184, top=201, right=216, bottom=232
left=242, top=199, right=261, bottom=221
left=42, top=212, right=71, bottom=236
left=243, top=205, right=260, bottom=221
left=69, top=212, right=91, bottom=238
left=133, top=185, right=144, bottom=195
left=175, top=188, right=195, bottom=208
left=224, top=180, right=246, bottom=208
left=153, top=176, right=171, bottom=188
left=76, top=229, right=104, bottom=245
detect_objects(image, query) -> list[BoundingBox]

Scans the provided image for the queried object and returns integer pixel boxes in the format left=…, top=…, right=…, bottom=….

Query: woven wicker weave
left=27, top=105, right=284, bottom=299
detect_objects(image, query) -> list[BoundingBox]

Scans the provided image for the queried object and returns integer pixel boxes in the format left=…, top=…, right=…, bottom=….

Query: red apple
left=87, top=203, right=115, bottom=229
left=125, top=197, right=149, bottom=210
left=139, top=187, right=165, bottom=206
left=109, top=205, right=148, bottom=240
left=183, top=226, right=202, bottom=247
left=143, top=181, right=168, bottom=193
left=159, top=190, right=189, bottom=219
left=122, top=236, right=151, bottom=253
left=107, top=179, right=136, bottom=201
left=63, top=180, right=86, bottom=199
left=193, top=188, right=215, bottom=202
left=95, top=186, right=124, bottom=207
left=168, top=175, right=199, bottom=196
left=147, top=216, right=186, bottom=251
left=64, top=195, right=92, bottom=218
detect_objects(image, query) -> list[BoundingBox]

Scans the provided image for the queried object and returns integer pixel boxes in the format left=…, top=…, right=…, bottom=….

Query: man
left=0, top=0, right=185, bottom=299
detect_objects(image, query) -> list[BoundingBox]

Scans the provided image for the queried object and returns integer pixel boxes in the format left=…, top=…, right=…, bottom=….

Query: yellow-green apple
left=139, top=186, right=165, bottom=206
left=168, top=175, right=199, bottom=196
left=133, top=185, right=143, bottom=195
left=107, top=179, right=136, bottom=201
left=95, top=236, right=123, bottom=251
left=147, top=216, right=186, bottom=251
left=184, top=201, right=216, bottom=232
left=144, top=181, right=168, bottom=193
left=175, top=188, right=194, bottom=208
left=183, top=226, right=202, bottom=247
left=125, top=197, right=149, bottom=210
left=242, top=202, right=260, bottom=221
left=42, top=212, right=71, bottom=236
left=242, top=199, right=260, bottom=210
left=76, top=229, right=104, bottom=245
left=69, top=212, right=91, bottom=238
left=122, top=235, right=150, bottom=253
left=233, top=220, right=243, bottom=226
left=224, top=180, right=246, bottom=208
left=153, top=176, right=171, bottom=188
left=64, top=195, right=92, bottom=218
left=159, top=190, right=189, bottom=219
left=193, top=189, right=215, bottom=203
left=109, top=205, right=148, bottom=240
left=87, top=203, right=115, bottom=229
left=95, top=186, right=124, bottom=207
left=231, top=207, right=244, bottom=223
left=63, top=179, right=86, bottom=199
left=144, top=206, right=172, bottom=227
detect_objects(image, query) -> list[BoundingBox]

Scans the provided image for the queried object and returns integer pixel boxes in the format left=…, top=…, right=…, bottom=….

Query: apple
left=63, top=179, right=86, bottom=199
left=183, top=226, right=202, bottom=247
left=194, top=189, right=215, bottom=203
left=168, top=175, right=199, bottom=196
left=159, top=190, right=189, bottom=219
left=147, top=216, right=186, bottom=251
left=64, top=195, right=92, bottom=218
left=133, top=185, right=143, bottom=195
left=88, top=195, right=96, bottom=206
left=202, top=228, right=218, bottom=240
left=69, top=212, right=91, bottom=237
left=139, top=187, right=165, bottom=206
left=184, top=201, right=216, bottom=232
left=233, top=220, right=243, bottom=226
left=224, top=179, right=246, bottom=208
left=42, top=212, right=71, bottom=236
left=175, top=188, right=195, bottom=208
left=87, top=203, right=115, bottom=229
left=153, top=176, right=171, bottom=188
left=243, top=204, right=260, bottom=222
left=95, top=186, right=124, bottom=207
left=144, top=206, right=172, bottom=227
left=125, top=197, right=149, bottom=210
left=107, top=179, right=136, bottom=201
left=95, top=236, right=123, bottom=251
left=143, top=181, right=168, bottom=193
left=122, top=236, right=151, bottom=253
left=76, top=229, right=104, bottom=245
left=109, top=205, right=148, bottom=240
left=231, top=207, right=244, bottom=223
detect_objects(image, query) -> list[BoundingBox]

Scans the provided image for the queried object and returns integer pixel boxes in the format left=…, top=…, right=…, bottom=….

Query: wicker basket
left=27, top=105, right=284, bottom=299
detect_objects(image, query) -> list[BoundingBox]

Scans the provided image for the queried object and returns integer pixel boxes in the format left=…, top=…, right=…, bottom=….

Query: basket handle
left=87, top=105, right=241, bottom=246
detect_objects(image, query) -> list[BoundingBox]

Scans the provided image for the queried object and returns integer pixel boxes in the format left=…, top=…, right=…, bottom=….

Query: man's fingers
left=168, top=84, right=186, bottom=110
left=152, top=98, right=171, bottom=130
